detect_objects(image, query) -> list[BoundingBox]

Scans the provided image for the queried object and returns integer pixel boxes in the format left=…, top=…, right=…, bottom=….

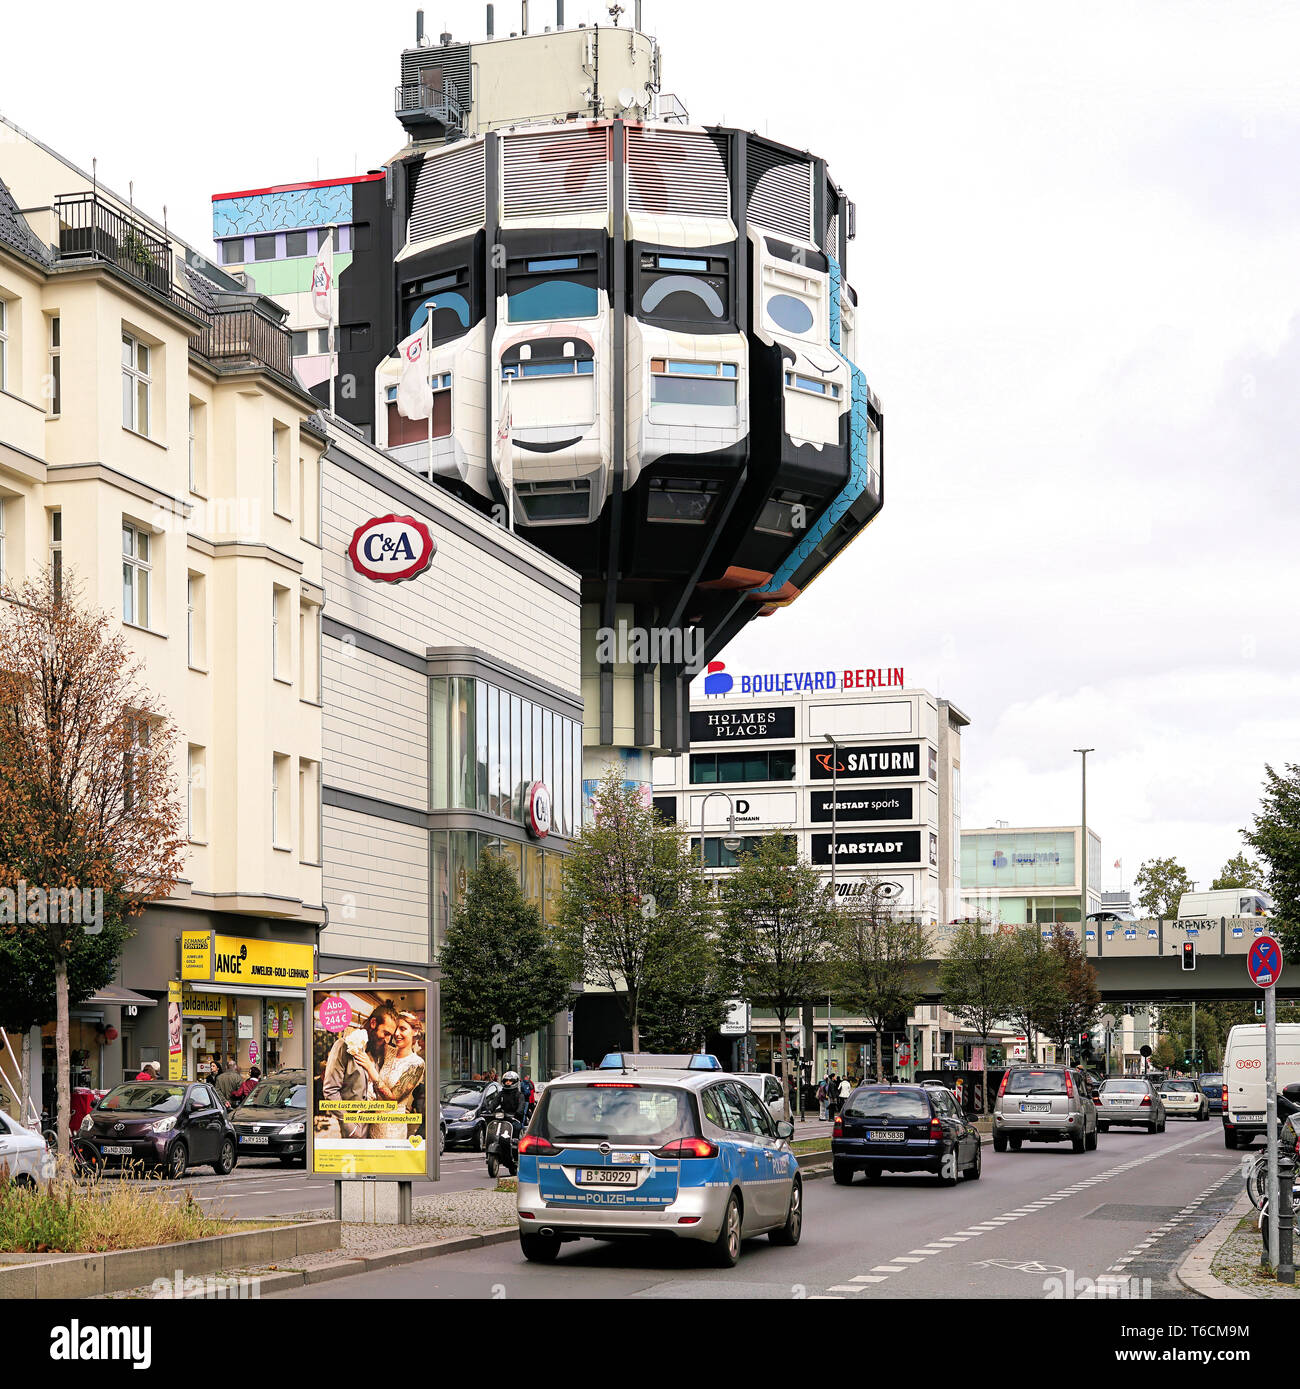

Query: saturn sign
left=347, top=514, right=436, bottom=584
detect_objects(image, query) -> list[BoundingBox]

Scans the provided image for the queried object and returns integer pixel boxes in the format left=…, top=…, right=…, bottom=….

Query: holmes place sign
left=690, top=706, right=796, bottom=743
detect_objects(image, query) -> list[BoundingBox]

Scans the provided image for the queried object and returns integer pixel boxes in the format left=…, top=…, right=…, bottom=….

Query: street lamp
left=697, top=789, right=741, bottom=872
left=822, top=734, right=843, bottom=897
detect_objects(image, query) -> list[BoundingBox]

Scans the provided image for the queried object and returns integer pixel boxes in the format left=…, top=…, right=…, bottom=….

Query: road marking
left=891, top=1256, right=926, bottom=1263
left=872, top=1264, right=907, bottom=1273
left=850, top=1275, right=889, bottom=1283
left=827, top=1284, right=868, bottom=1293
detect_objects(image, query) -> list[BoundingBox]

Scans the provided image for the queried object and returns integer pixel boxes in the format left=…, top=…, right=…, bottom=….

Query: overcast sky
left=4, top=1, right=1295, bottom=893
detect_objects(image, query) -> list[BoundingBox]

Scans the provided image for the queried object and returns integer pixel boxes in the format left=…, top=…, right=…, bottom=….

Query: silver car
left=991, top=1066, right=1098, bottom=1152
left=1096, top=1076, right=1166, bottom=1132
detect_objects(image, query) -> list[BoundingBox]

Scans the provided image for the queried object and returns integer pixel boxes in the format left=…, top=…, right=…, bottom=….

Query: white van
left=1178, top=890, right=1272, bottom=922
left=1221, top=1023, right=1300, bottom=1148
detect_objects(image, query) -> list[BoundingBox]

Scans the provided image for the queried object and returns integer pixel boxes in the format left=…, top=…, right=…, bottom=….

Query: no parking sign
left=1248, top=934, right=1283, bottom=987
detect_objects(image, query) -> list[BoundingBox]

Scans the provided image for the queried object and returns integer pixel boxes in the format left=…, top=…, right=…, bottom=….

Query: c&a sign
left=348, top=514, right=436, bottom=583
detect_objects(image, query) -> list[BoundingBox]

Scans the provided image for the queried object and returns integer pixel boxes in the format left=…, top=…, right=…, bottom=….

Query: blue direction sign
left=1248, top=934, right=1283, bottom=987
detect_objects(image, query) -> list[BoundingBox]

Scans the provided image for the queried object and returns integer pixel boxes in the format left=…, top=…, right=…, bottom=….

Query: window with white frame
left=187, top=402, right=196, bottom=491
left=272, top=584, right=292, bottom=680
left=186, top=570, right=208, bottom=668
left=299, top=758, right=319, bottom=862
left=47, top=314, right=61, bottom=416
left=0, top=497, right=6, bottom=583
left=272, top=753, right=291, bottom=847
left=0, top=299, right=8, bottom=391
left=187, top=744, right=207, bottom=841
left=272, top=422, right=290, bottom=516
left=121, top=332, right=151, bottom=434
left=49, top=509, right=62, bottom=598
left=123, top=716, right=150, bottom=812
left=187, top=399, right=207, bottom=494
left=122, top=523, right=152, bottom=627
left=299, top=600, right=320, bottom=701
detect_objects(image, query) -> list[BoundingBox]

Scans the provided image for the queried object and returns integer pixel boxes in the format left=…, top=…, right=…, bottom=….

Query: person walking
left=214, top=1055, right=243, bottom=1107
left=825, top=1069, right=840, bottom=1119
left=838, top=1074, right=853, bottom=1112
left=817, top=1076, right=829, bottom=1122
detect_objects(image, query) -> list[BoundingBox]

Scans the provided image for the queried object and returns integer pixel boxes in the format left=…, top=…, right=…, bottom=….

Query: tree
left=0, top=570, right=186, bottom=1157
left=556, top=766, right=714, bottom=1052
left=637, top=928, right=735, bottom=1054
left=1035, top=929, right=1101, bottom=1055
left=1005, top=925, right=1065, bottom=1063
left=438, top=850, right=574, bottom=1069
left=721, top=835, right=836, bottom=1120
left=1133, top=856, right=1193, bottom=919
left=938, top=921, right=1017, bottom=1112
left=1211, top=851, right=1265, bottom=893
left=1243, top=764, right=1300, bottom=956
left=831, top=880, right=931, bottom=1082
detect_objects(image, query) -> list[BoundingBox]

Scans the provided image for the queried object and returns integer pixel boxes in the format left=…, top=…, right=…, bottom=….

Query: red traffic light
left=1182, top=941, right=1196, bottom=971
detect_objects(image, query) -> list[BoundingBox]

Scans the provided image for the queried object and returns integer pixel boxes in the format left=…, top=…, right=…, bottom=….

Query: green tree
left=555, top=767, right=714, bottom=1051
left=1243, top=764, right=1300, bottom=955
left=1035, top=929, right=1101, bottom=1055
left=831, top=880, right=931, bottom=1082
left=1006, top=925, right=1065, bottom=1063
left=0, top=570, right=186, bottom=1156
left=1133, top=856, right=1193, bottom=919
left=721, top=835, right=836, bottom=1119
left=1211, top=851, right=1265, bottom=892
left=439, top=850, right=574, bottom=1069
left=938, top=921, right=1018, bottom=1112
left=637, top=928, right=735, bottom=1053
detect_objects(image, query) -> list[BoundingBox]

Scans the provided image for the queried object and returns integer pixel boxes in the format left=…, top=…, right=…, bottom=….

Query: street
left=268, top=1122, right=1242, bottom=1300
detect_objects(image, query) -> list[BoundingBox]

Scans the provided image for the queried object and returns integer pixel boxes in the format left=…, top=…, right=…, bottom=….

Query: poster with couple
left=308, top=984, right=434, bottom=1178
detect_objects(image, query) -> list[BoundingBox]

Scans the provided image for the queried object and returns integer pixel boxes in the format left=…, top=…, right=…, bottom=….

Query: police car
left=515, top=1056, right=802, bottom=1266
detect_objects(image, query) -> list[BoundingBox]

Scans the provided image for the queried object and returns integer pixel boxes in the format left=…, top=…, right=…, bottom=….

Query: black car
left=1199, top=1073, right=1225, bottom=1115
left=441, top=1080, right=500, bottom=1151
left=231, top=1071, right=308, bottom=1165
left=74, top=1080, right=238, bottom=1179
left=832, top=1083, right=982, bottom=1187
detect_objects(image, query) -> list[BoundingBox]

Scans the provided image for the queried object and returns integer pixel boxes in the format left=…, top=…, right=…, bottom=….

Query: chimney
left=635, top=0, right=641, bottom=30
left=557, top=0, right=564, bottom=27
left=416, top=9, right=424, bottom=42
left=522, top=0, right=528, bottom=34
left=486, top=2, right=494, bottom=36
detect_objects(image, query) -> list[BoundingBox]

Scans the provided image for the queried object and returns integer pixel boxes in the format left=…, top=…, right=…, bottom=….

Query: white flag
left=496, top=372, right=514, bottom=529
left=395, top=322, right=433, bottom=420
left=311, top=228, right=336, bottom=324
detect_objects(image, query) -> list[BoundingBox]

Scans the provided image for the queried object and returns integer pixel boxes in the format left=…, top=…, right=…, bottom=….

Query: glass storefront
left=431, top=676, right=582, bottom=837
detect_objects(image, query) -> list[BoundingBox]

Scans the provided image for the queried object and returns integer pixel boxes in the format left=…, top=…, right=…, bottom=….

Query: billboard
left=307, top=983, right=433, bottom=1179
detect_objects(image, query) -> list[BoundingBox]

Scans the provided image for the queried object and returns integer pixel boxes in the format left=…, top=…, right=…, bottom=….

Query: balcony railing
left=54, top=192, right=171, bottom=295
left=395, top=75, right=465, bottom=130
left=189, top=304, right=293, bottom=380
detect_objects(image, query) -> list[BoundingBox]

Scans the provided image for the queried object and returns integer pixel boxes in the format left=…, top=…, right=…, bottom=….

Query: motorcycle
left=484, top=1107, right=519, bottom=1179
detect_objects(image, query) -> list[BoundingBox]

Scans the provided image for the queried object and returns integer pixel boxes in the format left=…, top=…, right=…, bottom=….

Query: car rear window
left=533, top=1084, right=698, bottom=1146
left=1200, top=1076, right=1223, bottom=1093
left=1163, top=1081, right=1196, bottom=1092
left=1004, top=1070, right=1067, bottom=1095
left=1102, top=1079, right=1148, bottom=1093
left=843, top=1088, right=931, bottom=1120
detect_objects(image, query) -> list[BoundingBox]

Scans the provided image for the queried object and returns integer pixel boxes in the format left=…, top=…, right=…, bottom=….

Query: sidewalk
left=1177, top=1189, right=1300, bottom=1300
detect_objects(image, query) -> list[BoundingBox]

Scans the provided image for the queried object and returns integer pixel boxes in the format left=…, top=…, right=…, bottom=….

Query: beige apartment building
left=0, top=119, right=327, bottom=1104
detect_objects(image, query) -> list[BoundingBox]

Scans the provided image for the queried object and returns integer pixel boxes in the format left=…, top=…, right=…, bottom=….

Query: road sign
left=896, top=1042, right=912, bottom=1067
left=1248, top=934, right=1283, bottom=988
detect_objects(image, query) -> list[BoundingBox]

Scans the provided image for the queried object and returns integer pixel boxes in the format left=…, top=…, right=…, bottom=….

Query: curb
left=1175, top=1190, right=1255, bottom=1300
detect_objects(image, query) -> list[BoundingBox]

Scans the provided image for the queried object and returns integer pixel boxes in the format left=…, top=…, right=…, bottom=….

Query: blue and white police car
left=515, top=1055, right=803, bottom=1266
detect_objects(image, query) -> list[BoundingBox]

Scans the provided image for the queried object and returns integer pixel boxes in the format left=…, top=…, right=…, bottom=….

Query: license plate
left=102, top=1145, right=132, bottom=1156
left=575, top=1168, right=637, bottom=1184
left=871, top=1130, right=905, bottom=1142
left=1020, top=1103, right=1051, bottom=1113
left=1238, top=1113, right=1264, bottom=1122
left=240, top=1135, right=269, bottom=1144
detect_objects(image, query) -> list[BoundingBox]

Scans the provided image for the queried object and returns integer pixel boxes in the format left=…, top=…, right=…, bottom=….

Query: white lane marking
left=872, top=1265, right=907, bottom=1273
left=827, top=1284, right=867, bottom=1293
left=850, top=1275, right=889, bottom=1283
left=891, top=1256, right=927, bottom=1263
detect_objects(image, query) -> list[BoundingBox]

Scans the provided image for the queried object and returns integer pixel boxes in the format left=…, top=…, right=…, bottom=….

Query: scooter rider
left=499, top=1070, right=528, bottom=1138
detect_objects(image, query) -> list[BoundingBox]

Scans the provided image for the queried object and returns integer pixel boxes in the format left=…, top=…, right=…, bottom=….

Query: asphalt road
left=270, top=1120, right=1246, bottom=1300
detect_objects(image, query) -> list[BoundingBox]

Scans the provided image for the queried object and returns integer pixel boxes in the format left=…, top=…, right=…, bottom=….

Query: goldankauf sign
left=690, top=706, right=795, bottom=743
left=810, top=787, right=914, bottom=823
left=811, top=831, right=924, bottom=866
left=809, top=743, right=921, bottom=781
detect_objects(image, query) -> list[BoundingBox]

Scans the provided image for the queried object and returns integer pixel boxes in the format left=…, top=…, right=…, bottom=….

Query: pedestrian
left=134, top=1060, right=159, bottom=1082
left=826, top=1069, right=840, bottom=1118
left=838, top=1074, right=852, bottom=1111
left=214, top=1054, right=243, bottom=1106
left=231, top=1065, right=261, bottom=1105
left=817, top=1078, right=828, bottom=1121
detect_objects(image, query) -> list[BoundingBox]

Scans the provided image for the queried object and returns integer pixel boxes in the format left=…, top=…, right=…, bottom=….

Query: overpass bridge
left=917, top=917, right=1298, bottom=1004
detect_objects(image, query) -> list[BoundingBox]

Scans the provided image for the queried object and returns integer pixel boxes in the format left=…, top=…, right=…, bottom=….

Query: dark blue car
left=832, top=1083, right=981, bottom=1187
left=1199, top=1073, right=1224, bottom=1115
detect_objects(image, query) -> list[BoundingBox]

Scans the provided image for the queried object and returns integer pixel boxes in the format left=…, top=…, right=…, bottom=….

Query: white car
left=1158, top=1079, right=1209, bottom=1121
left=0, top=1109, right=55, bottom=1184
left=731, top=1072, right=790, bottom=1123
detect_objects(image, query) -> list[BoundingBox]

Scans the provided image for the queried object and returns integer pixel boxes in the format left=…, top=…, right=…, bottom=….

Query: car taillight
left=1140, top=1095, right=1151, bottom=1107
left=833, top=1116, right=843, bottom=1139
left=929, top=1118, right=943, bottom=1141
left=653, top=1137, right=718, bottom=1159
left=1222, top=1086, right=1228, bottom=1107
left=517, top=1134, right=558, bottom=1156
left=997, top=1072, right=1010, bottom=1098
left=1064, top=1071, right=1074, bottom=1098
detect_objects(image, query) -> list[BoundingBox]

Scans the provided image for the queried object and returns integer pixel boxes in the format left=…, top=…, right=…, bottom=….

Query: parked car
left=74, top=1080, right=238, bottom=1178
left=1199, top=1072, right=1224, bottom=1116
left=515, top=1068, right=800, bottom=1266
left=231, top=1071, right=308, bottom=1164
left=833, top=1083, right=981, bottom=1185
left=732, top=1072, right=789, bottom=1123
left=1096, top=1076, right=1166, bottom=1133
left=441, top=1080, right=500, bottom=1151
left=992, top=1066, right=1098, bottom=1153
left=1158, top=1078, right=1209, bottom=1121
left=0, top=1109, right=54, bottom=1185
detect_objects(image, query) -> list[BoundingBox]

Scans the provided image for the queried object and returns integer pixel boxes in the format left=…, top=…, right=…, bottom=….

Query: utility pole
left=1074, top=748, right=1094, bottom=936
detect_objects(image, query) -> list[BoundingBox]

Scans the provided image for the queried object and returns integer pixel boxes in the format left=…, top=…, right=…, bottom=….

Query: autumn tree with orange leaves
left=0, top=569, right=186, bottom=1156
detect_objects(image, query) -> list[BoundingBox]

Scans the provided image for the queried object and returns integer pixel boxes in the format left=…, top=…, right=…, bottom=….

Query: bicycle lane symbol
left=973, top=1258, right=1070, bottom=1275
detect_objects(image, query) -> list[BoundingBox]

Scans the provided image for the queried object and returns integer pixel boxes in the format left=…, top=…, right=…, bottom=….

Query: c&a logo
left=348, top=514, right=437, bottom=584
left=704, top=660, right=733, bottom=696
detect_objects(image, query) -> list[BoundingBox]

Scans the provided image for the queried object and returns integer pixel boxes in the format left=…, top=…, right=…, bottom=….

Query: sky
left=3, top=0, right=1296, bottom=893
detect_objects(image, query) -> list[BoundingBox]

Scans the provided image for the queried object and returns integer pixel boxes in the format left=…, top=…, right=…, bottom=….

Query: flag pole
left=327, top=223, right=337, bottom=417
left=426, top=320, right=434, bottom=481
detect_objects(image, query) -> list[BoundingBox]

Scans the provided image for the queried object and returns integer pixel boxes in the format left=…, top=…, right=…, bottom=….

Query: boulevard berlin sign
left=701, top=660, right=905, bottom=697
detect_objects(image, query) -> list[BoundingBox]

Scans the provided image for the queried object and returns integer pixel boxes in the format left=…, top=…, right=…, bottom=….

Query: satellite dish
left=617, top=86, right=636, bottom=110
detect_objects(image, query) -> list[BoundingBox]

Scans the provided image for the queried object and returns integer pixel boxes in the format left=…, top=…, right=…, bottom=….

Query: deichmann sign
left=689, top=706, right=795, bottom=742
left=308, top=983, right=433, bottom=1179
left=689, top=791, right=798, bottom=828
left=181, top=931, right=314, bottom=988
left=810, top=787, right=914, bottom=823
left=811, top=831, right=924, bottom=866
left=809, top=743, right=922, bottom=780
left=347, top=514, right=437, bottom=583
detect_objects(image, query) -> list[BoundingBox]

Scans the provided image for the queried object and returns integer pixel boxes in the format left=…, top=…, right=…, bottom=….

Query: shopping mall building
left=960, top=824, right=1104, bottom=927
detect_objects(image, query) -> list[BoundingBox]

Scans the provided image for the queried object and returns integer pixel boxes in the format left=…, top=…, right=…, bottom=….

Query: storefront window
left=475, top=679, right=489, bottom=811
left=485, top=835, right=522, bottom=884
left=452, top=677, right=476, bottom=809
left=543, top=849, right=564, bottom=926
left=431, top=830, right=449, bottom=954
left=532, top=703, right=544, bottom=791
left=487, top=685, right=501, bottom=815
left=430, top=677, right=449, bottom=808
left=523, top=843, right=544, bottom=911
left=510, top=694, right=523, bottom=820
left=449, top=829, right=479, bottom=921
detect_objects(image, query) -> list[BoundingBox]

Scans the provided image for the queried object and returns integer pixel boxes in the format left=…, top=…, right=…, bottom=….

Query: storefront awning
left=84, top=985, right=157, bottom=1007
left=184, top=982, right=306, bottom=1002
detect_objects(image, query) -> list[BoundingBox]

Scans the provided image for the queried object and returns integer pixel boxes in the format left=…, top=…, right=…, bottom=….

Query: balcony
left=395, top=72, right=465, bottom=139
left=54, top=192, right=171, bottom=296
left=189, top=304, right=293, bottom=381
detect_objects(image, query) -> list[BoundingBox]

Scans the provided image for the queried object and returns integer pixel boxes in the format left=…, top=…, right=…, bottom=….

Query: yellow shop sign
left=181, top=931, right=213, bottom=981
left=212, top=934, right=313, bottom=987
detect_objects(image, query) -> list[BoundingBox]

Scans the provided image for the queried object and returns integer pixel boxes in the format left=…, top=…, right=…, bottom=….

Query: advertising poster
left=308, top=984, right=431, bottom=1178
left=167, top=980, right=183, bottom=1081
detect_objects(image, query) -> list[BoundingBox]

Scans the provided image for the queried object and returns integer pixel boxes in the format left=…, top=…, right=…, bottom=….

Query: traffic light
left=1079, top=1031, right=1094, bottom=1060
left=1181, top=940, right=1196, bottom=971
